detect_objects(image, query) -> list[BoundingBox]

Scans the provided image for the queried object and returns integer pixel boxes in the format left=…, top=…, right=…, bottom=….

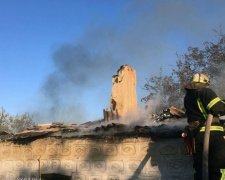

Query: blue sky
left=1, top=0, right=225, bottom=124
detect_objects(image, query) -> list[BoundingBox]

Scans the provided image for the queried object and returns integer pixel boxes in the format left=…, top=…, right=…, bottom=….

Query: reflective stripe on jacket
left=221, top=169, right=225, bottom=180
left=184, top=87, right=225, bottom=123
left=199, top=126, right=224, bottom=132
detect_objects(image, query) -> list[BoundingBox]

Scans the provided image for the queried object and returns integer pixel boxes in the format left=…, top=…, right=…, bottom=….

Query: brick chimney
left=104, top=65, right=137, bottom=120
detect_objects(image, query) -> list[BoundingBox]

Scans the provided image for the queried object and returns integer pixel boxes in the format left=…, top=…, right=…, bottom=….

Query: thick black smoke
left=33, top=43, right=120, bottom=124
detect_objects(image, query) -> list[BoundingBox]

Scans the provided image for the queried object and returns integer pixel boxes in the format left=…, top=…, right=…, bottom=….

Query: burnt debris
left=152, top=106, right=186, bottom=122
left=0, top=106, right=192, bottom=143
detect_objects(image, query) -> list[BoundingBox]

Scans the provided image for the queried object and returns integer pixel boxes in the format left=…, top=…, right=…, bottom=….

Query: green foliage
left=0, top=107, right=35, bottom=134
left=142, top=30, right=225, bottom=109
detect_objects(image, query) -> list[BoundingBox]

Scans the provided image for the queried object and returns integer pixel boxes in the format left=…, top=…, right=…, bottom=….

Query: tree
left=142, top=30, right=225, bottom=109
left=142, top=68, right=181, bottom=110
left=0, top=107, right=35, bottom=134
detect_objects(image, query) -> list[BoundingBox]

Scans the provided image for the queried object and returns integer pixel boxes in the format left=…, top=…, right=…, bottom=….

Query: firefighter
left=184, top=73, right=225, bottom=180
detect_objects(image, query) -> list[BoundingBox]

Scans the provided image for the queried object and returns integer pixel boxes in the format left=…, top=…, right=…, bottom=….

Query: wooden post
left=108, top=111, right=112, bottom=121
left=103, top=108, right=108, bottom=122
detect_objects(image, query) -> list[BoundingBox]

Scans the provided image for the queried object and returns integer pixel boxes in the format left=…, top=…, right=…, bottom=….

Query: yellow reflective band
left=193, top=79, right=208, bottom=83
left=200, top=126, right=224, bottom=132
left=221, top=169, right=225, bottom=180
left=207, top=97, right=221, bottom=110
left=197, top=98, right=208, bottom=119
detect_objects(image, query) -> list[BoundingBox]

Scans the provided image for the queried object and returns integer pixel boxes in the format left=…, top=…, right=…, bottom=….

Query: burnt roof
left=3, top=118, right=188, bottom=144
left=0, top=106, right=193, bottom=143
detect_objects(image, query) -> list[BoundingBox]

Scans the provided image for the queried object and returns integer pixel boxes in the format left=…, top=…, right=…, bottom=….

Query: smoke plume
left=32, top=0, right=225, bottom=124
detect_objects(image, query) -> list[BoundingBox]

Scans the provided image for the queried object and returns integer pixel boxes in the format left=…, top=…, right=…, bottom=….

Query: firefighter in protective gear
left=184, top=73, right=225, bottom=180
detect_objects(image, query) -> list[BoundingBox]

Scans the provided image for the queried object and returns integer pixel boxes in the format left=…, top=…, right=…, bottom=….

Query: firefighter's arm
left=201, top=88, right=225, bottom=116
left=208, top=100, right=225, bottom=117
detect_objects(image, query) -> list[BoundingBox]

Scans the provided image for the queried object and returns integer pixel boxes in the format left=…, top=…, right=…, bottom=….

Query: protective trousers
left=192, top=123, right=225, bottom=180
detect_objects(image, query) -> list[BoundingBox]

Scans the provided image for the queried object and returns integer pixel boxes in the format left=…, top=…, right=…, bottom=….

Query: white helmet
left=191, top=73, right=210, bottom=85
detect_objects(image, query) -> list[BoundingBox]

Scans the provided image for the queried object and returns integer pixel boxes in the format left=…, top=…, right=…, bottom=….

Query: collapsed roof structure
left=2, top=106, right=186, bottom=142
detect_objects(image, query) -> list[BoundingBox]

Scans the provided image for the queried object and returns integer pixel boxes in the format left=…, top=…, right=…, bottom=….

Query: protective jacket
left=184, top=82, right=225, bottom=124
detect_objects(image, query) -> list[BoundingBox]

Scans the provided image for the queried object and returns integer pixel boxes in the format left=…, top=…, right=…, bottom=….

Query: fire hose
left=202, top=113, right=213, bottom=180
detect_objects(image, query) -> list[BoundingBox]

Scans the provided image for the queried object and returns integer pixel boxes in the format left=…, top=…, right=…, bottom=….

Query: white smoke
left=108, top=94, right=163, bottom=127
left=211, top=63, right=225, bottom=99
